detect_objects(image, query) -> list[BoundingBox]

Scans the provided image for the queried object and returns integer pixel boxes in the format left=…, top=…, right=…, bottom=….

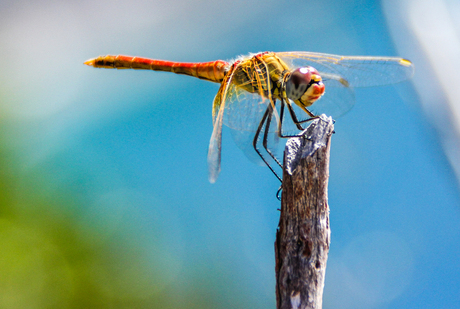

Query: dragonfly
left=84, top=51, right=414, bottom=183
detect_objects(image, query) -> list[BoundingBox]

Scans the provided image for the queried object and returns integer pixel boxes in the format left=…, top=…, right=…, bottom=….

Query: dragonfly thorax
left=286, top=67, right=325, bottom=108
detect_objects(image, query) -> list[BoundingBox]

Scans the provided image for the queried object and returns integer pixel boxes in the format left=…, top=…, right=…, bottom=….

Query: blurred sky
left=0, top=0, right=459, bottom=308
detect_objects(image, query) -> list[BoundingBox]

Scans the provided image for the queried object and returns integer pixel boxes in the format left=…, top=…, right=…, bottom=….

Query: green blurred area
left=0, top=122, right=227, bottom=308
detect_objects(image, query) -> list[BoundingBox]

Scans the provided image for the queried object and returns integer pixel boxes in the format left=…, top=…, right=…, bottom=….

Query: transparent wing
left=222, top=84, right=274, bottom=132
left=276, top=51, right=414, bottom=87
left=208, top=66, right=237, bottom=183
left=222, top=77, right=355, bottom=130
left=290, top=77, right=355, bottom=123
left=219, top=57, right=285, bottom=168
left=219, top=55, right=355, bottom=154
left=207, top=99, right=224, bottom=183
left=225, top=89, right=282, bottom=164
left=219, top=55, right=280, bottom=132
left=209, top=51, right=415, bottom=177
left=218, top=51, right=414, bottom=133
left=276, top=51, right=414, bottom=120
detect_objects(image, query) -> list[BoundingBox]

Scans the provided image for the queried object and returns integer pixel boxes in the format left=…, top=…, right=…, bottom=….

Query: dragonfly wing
left=276, top=51, right=413, bottom=119
left=208, top=66, right=237, bottom=183
left=223, top=55, right=286, bottom=168
left=222, top=55, right=277, bottom=132
left=277, top=51, right=414, bottom=87
left=299, top=76, right=356, bottom=121
left=223, top=86, right=273, bottom=131
left=224, top=88, right=284, bottom=164
left=208, top=101, right=224, bottom=183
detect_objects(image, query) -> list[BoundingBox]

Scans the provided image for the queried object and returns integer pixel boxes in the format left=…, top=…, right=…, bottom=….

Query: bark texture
left=275, top=115, right=334, bottom=309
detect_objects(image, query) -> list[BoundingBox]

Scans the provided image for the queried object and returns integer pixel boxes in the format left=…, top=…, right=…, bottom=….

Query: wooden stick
left=275, top=115, right=334, bottom=309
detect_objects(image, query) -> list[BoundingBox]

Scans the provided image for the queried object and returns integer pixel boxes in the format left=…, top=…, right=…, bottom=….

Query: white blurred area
left=0, top=0, right=280, bottom=121
left=0, top=0, right=277, bottom=163
left=383, top=0, right=460, bottom=187
left=326, top=231, right=414, bottom=309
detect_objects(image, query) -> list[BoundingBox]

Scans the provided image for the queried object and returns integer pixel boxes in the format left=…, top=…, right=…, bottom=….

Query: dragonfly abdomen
left=84, top=55, right=229, bottom=83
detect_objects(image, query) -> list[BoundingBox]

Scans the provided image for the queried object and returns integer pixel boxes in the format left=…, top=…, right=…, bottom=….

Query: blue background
left=0, top=0, right=459, bottom=308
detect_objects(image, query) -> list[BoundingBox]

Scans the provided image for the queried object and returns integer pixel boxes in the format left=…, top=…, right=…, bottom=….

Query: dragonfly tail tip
left=83, top=58, right=96, bottom=67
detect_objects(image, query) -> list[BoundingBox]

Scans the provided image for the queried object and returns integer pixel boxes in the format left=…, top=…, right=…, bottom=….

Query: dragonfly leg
left=276, top=186, right=283, bottom=201
left=287, top=103, right=306, bottom=131
left=250, top=53, right=285, bottom=182
left=287, top=103, right=321, bottom=130
left=277, top=98, right=317, bottom=138
left=262, top=101, right=283, bottom=169
left=252, top=104, right=283, bottom=183
left=296, top=106, right=319, bottom=124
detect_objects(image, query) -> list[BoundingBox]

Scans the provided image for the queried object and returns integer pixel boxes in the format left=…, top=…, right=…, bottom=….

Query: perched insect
left=85, top=51, right=414, bottom=182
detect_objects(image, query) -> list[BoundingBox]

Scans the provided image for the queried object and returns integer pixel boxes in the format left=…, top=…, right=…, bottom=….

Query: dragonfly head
left=286, top=67, right=325, bottom=108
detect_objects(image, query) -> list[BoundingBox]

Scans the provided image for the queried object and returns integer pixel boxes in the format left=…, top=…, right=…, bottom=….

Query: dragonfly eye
left=286, top=67, right=313, bottom=101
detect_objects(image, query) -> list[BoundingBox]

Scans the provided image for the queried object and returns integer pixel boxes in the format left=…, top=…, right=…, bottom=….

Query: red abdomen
left=85, top=55, right=229, bottom=83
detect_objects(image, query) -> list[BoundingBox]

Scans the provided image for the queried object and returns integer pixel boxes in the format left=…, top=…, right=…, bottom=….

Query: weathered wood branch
left=275, top=115, right=334, bottom=309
